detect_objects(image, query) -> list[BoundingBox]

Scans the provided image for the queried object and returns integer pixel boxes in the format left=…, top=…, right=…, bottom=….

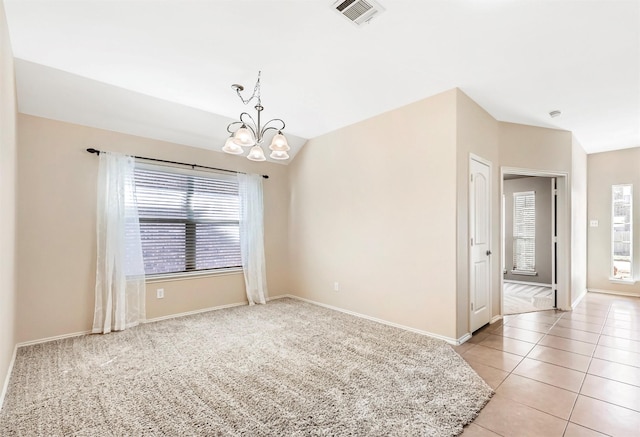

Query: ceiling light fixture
left=549, top=110, right=562, bottom=118
left=222, top=71, right=289, bottom=161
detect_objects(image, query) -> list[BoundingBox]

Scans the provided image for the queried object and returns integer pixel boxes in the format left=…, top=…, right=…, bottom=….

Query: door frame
left=469, top=153, right=492, bottom=332
left=500, top=167, right=570, bottom=314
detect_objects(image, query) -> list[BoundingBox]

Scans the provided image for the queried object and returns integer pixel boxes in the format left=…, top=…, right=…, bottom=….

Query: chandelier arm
left=260, top=119, right=286, bottom=138
left=238, top=112, right=257, bottom=129
left=228, top=112, right=258, bottom=144
left=226, top=121, right=245, bottom=134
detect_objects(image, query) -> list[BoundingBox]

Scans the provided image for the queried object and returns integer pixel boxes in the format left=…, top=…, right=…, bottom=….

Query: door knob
left=486, top=250, right=492, bottom=256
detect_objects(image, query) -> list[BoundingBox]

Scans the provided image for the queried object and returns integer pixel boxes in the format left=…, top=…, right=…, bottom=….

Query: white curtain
left=92, top=152, right=146, bottom=334
left=238, top=173, right=268, bottom=305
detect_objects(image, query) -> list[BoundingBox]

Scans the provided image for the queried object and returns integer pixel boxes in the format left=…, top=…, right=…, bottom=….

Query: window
left=134, top=165, right=242, bottom=276
left=513, top=191, right=535, bottom=273
left=611, top=184, right=632, bottom=280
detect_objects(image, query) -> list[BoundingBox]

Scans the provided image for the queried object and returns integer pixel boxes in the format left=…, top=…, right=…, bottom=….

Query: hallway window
left=612, top=184, right=633, bottom=280
left=513, top=191, right=535, bottom=273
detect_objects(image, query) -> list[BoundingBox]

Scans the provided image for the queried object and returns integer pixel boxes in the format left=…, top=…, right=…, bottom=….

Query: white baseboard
left=144, top=301, right=248, bottom=324
left=490, top=315, right=503, bottom=324
left=15, top=295, right=294, bottom=348
left=145, top=294, right=292, bottom=324
left=285, top=294, right=460, bottom=345
left=456, top=333, right=472, bottom=345
left=15, top=294, right=298, bottom=349
left=587, top=288, right=640, bottom=298
left=0, top=345, right=17, bottom=412
left=17, top=330, right=93, bottom=348
left=266, top=294, right=289, bottom=301
left=504, top=280, right=552, bottom=287
left=571, top=289, right=588, bottom=309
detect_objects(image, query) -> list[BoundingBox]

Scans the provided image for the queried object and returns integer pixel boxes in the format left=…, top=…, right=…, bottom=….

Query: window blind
left=134, top=166, right=241, bottom=275
left=513, top=191, right=535, bottom=271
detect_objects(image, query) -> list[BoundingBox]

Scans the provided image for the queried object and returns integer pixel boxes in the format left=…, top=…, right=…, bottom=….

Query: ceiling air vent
left=333, top=0, right=385, bottom=26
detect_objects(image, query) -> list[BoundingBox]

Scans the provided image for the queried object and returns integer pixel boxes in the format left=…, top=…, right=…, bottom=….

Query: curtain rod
left=85, top=148, right=269, bottom=179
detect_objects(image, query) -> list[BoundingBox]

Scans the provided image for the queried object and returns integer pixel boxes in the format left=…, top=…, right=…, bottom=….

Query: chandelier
left=222, top=71, right=290, bottom=161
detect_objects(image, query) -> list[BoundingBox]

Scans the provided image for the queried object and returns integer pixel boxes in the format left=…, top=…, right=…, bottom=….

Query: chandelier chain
left=235, top=71, right=262, bottom=106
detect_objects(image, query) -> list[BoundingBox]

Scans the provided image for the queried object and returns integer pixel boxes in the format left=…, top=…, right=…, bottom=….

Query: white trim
left=0, top=345, right=17, bottom=411
left=504, top=280, right=552, bottom=287
left=266, top=294, right=290, bottom=301
left=571, top=289, right=588, bottom=309
left=490, top=315, right=503, bottom=324
left=143, top=294, right=291, bottom=323
left=550, top=177, right=557, bottom=314
left=469, top=153, right=493, bottom=168
left=144, top=301, right=248, bottom=324
left=145, top=268, right=243, bottom=284
left=510, top=270, right=538, bottom=276
left=15, top=295, right=291, bottom=347
left=588, top=288, right=640, bottom=298
left=608, top=278, right=637, bottom=285
left=17, top=330, right=92, bottom=348
left=501, top=167, right=569, bottom=179
left=457, top=333, right=472, bottom=345
left=142, top=294, right=291, bottom=323
left=286, top=294, right=460, bottom=345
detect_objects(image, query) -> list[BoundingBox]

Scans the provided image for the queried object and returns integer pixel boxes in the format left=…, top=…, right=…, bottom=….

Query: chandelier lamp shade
left=223, top=71, right=290, bottom=161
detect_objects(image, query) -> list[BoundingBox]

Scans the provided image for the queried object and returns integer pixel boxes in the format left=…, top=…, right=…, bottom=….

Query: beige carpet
left=0, top=298, right=492, bottom=436
left=503, top=281, right=554, bottom=315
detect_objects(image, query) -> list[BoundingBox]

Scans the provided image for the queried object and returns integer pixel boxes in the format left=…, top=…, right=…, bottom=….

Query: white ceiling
left=4, top=0, right=640, bottom=160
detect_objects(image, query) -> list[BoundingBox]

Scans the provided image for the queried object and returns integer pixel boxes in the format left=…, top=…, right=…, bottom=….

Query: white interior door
left=470, top=157, right=492, bottom=332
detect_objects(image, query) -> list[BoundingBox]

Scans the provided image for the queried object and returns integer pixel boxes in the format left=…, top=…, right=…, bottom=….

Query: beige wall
left=571, top=137, right=588, bottom=304
left=0, top=0, right=17, bottom=399
left=16, top=115, right=291, bottom=343
left=286, top=89, right=589, bottom=341
left=288, top=90, right=460, bottom=341
left=499, top=122, right=573, bottom=173
left=587, top=147, right=640, bottom=296
left=455, top=90, right=499, bottom=338
left=503, top=177, right=553, bottom=285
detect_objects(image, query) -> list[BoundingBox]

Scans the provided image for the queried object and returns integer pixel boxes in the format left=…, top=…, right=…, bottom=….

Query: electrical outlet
left=590, top=219, right=599, bottom=228
left=156, top=288, right=164, bottom=299
left=333, top=282, right=340, bottom=292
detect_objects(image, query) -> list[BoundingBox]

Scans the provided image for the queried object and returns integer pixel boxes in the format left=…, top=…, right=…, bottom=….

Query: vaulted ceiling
left=4, top=0, right=639, bottom=162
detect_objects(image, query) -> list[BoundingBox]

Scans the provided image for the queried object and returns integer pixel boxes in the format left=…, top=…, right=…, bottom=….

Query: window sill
left=510, top=270, right=538, bottom=276
left=146, top=267, right=243, bottom=283
left=608, top=278, right=636, bottom=285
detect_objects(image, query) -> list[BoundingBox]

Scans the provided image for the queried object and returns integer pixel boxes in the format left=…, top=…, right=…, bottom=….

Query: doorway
left=500, top=168, right=569, bottom=316
left=502, top=175, right=555, bottom=314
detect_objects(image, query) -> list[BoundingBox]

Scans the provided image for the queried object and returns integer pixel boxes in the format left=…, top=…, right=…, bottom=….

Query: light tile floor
left=456, top=292, right=640, bottom=437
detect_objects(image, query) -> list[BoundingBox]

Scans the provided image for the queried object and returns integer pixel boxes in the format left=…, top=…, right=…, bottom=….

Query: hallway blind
left=513, top=191, right=535, bottom=272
